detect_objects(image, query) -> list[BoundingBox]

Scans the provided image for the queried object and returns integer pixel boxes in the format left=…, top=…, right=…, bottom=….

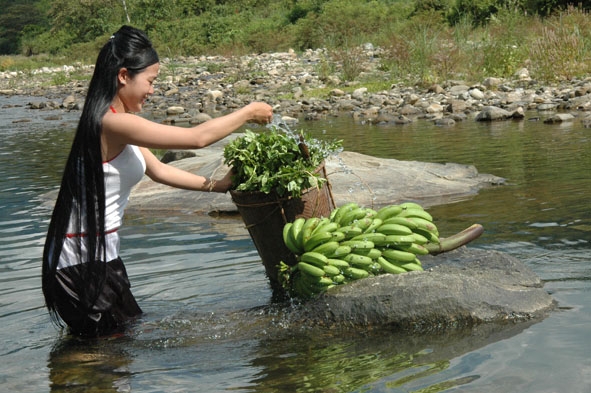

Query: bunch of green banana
left=279, top=202, right=442, bottom=299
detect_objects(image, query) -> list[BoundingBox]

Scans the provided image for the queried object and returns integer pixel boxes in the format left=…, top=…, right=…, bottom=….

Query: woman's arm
left=140, top=147, right=233, bottom=193
left=103, top=102, right=273, bottom=150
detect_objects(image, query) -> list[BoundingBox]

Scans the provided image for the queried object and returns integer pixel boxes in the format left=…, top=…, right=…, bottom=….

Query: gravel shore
left=3, top=47, right=591, bottom=127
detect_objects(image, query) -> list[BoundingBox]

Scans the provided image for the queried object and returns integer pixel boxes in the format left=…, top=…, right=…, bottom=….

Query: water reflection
left=54, top=301, right=541, bottom=393
left=245, top=318, right=540, bottom=392
left=48, top=336, right=133, bottom=392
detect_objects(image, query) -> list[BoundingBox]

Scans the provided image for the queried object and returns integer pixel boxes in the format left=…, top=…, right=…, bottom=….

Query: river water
left=1, top=94, right=590, bottom=392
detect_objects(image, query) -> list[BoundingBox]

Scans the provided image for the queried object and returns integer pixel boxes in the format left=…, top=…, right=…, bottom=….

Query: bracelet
left=208, top=178, right=216, bottom=192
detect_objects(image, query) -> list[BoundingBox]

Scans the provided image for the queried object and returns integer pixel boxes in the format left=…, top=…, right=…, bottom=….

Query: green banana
left=283, top=204, right=479, bottom=298
left=300, top=251, right=329, bottom=268
left=399, top=201, right=424, bottom=210
left=329, top=231, right=346, bottom=243
left=338, top=225, right=364, bottom=239
left=297, top=261, right=326, bottom=277
left=395, top=242, right=430, bottom=255
left=377, top=223, right=413, bottom=236
left=292, top=274, right=315, bottom=298
left=407, top=217, right=438, bottom=233
left=329, top=206, right=341, bottom=221
left=383, top=234, right=415, bottom=246
left=343, top=253, right=374, bottom=267
left=291, top=217, right=306, bottom=250
left=375, top=204, right=403, bottom=221
left=339, top=207, right=367, bottom=227
left=304, top=230, right=335, bottom=252
left=377, top=256, right=407, bottom=274
left=381, top=248, right=417, bottom=263
left=381, top=216, right=418, bottom=231
left=313, top=221, right=339, bottom=236
left=323, top=264, right=341, bottom=277
left=351, top=216, right=373, bottom=231
left=364, top=208, right=378, bottom=218
left=408, top=217, right=439, bottom=234
left=326, top=245, right=352, bottom=258
left=331, top=202, right=359, bottom=225
left=300, top=217, right=321, bottom=245
left=351, top=247, right=382, bottom=259
left=311, top=241, right=341, bottom=256
left=410, top=232, right=429, bottom=245
left=332, top=274, right=346, bottom=283
left=310, top=217, right=330, bottom=235
left=363, top=218, right=383, bottom=234
left=413, top=228, right=440, bottom=244
left=341, top=239, right=375, bottom=251
left=398, top=208, right=433, bottom=222
left=368, top=262, right=382, bottom=275
left=401, top=262, right=423, bottom=271
left=283, top=222, right=292, bottom=244
left=289, top=217, right=306, bottom=253
left=326, top=258, right=351, bottom=269
left=300, top=271, right=334, bottom=286
left=344, top=266, right=370, bottom=279
left=282, top=222, right=301, bottom=254
left=351, top=232, right=387, bottom=245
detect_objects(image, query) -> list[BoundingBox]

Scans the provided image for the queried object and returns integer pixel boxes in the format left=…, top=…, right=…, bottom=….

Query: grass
left=3, top=7, right=591, bottom=88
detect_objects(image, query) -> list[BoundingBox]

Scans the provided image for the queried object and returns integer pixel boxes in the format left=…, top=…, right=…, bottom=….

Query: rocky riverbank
left=3, top=47, right=591, bottom=127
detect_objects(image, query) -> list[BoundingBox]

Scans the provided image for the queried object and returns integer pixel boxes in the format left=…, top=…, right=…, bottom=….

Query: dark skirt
left=54, top=257, right=142, bottom=337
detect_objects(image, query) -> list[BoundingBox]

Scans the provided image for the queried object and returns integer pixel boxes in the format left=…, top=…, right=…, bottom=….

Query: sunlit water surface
left=1, top=95, right=590, bottom=392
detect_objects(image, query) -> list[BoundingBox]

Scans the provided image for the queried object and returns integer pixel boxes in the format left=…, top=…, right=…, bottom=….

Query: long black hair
left=42, top=26, right=159, bottom=325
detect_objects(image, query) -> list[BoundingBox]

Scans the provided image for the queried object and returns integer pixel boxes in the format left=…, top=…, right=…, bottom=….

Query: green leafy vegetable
left=223, top=128, right=342, bottom=198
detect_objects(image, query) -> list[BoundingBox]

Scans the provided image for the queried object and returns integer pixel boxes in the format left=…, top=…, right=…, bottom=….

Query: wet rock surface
left=294, top=247, right=556, bottom=333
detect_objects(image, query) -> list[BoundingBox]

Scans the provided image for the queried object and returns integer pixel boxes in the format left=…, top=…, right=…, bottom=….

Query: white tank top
left=58, top=144, right=146, bottom=269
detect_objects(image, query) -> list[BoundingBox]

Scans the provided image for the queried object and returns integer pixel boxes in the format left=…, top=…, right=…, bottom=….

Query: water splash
left=267, top=114, right=295, bottom=135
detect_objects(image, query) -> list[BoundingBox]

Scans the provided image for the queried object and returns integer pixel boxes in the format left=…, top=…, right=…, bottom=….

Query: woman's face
left=118, top=62, right=159, bottom=113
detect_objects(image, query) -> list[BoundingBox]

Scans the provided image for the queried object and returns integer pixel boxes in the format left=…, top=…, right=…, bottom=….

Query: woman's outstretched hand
left=246, top=102, right=274, bottom=125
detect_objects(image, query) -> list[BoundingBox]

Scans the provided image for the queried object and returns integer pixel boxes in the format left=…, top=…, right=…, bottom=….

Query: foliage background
left=2, top=0, right=591, bottom=83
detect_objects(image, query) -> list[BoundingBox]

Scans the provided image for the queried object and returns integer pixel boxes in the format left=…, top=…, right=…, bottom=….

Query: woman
left=42, top=25, right=273, bottom=337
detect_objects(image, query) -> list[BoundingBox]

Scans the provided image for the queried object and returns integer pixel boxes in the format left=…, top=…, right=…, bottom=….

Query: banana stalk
left=425, top=224, right=484, bottom=255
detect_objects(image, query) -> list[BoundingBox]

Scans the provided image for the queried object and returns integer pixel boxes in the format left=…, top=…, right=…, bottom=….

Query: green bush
left=5, top=0, right=591, bottom=85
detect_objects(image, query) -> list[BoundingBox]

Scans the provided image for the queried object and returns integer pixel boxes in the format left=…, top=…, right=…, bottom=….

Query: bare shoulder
left=102, top=111, right=153, bottom=134
left=101, top=111, right=188, bottom=149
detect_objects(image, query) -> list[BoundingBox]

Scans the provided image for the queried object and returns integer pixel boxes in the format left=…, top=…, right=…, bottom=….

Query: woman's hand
left=211, top=168, right=235, bottom=193
left=246, top=102, right=274, bottom=125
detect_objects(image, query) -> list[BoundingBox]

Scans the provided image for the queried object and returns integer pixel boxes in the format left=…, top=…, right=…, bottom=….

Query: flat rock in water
left=295, top=247, right=556, bottom=332
left=127, top=138, right=505, bottom=215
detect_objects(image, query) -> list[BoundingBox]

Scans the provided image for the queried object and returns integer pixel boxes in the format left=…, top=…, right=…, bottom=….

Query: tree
left=0, top=0, right=48, bottom=54
left=48, top=0, right=126, bottom=43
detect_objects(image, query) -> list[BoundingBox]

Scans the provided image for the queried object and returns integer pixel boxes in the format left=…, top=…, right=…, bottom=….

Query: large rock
left=294, top=247, right=555, bottom=332
left=127, top=136, right=505, bottom=215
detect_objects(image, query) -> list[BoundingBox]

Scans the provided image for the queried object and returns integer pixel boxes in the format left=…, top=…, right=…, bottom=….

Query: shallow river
left=1, top=94, right=590, bottom=392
